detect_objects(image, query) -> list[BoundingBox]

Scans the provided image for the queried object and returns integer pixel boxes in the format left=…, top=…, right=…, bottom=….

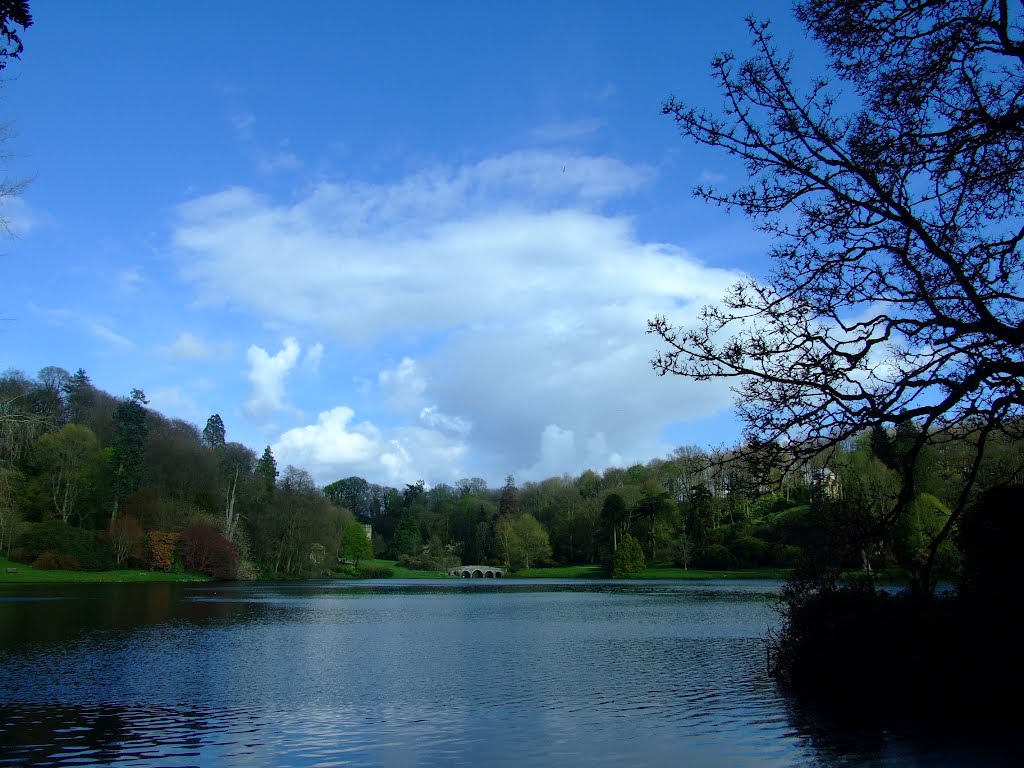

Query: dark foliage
left=178, top=525, right=238, bottom=580
left=13, top=520, right=112, bottom=571
left=770, top=483, right=1024, bottom=723
left=0, top=0, right=30, bottom=68
left=650, top=0, right=1024, bottom=589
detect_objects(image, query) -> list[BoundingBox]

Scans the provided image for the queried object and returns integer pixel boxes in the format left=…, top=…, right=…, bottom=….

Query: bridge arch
left=448, top=565, right=504, bottom=578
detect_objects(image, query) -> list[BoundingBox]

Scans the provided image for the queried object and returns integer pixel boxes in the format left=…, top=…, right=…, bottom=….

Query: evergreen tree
left=110, top=388, right=148, bottom=525
left=611, top=533, right=645, bottom=578
left=202, top=414, right=226, bottom=449
left=256, top=446, right=278, bottom=492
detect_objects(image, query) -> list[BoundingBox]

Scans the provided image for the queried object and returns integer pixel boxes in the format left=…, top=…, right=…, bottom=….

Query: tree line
left=3, top=365, right=1020, bottom=581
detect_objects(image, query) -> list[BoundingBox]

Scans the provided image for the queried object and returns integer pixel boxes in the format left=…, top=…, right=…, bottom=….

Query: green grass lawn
left=336, top=559, right=454, bottom=579
left=0, top=556, right=209, bottom=584
left=515, top=564, right=604, bottom=578
left=341, top=559, right=793, bottom=580
left=517, top=562, right=792, bottom=579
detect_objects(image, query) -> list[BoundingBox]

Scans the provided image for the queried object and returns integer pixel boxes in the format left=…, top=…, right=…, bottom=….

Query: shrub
left=110, top=515, right=145, bottom=566
left=610, top=534, right=646, bottom=578
left=148, top=532, right=180, bottom=572
left=729, top=535, right=768, bottom=568
left=32, top=551, right=80, bottom=570
left=14, top=520, right=112, bottom=571
left=178, top=525, right=238, bottom=580
left=700, top=543, right=737, bottom=570
left=357, top=563, right=394, bottom=578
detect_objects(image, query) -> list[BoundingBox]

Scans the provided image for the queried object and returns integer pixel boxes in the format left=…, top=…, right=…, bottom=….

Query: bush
left=610, top=534, right=646, bottom=578
left=700, top=543, right=736, bottom=570
left=31, top=551, right=80, bottom=570
left=729, top=535, right=768, bottom=568
left=148, top=532, right=181, bottom=572
left=14, top=520, right=113, bottom=571
left=178, top=525, right=238, bottom=580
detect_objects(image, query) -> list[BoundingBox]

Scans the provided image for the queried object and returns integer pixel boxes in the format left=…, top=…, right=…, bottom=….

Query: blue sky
left=2, top=1, right=813, bottom=488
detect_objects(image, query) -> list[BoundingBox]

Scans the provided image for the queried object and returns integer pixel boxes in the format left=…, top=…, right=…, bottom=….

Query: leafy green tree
left=637, top=479, right=675, bottom=559
left=611, top=533, right=645, bottom=578
left=514, top=513, right=551, bottom=569
left=392, top=512, right=421, bottom=558
left=33, top=366, right=71, bottom=426
left=601, top=492, right=628, bottom=552
left=341, top=522, right=372, bottom=566
left=109, top=389, right=148, bottom=525
left=62, top=368, right=94, bottom=425
left=0, top=471, right=22, bottom=557
left=32, top=423, right=101, bottom=523
left=494, top=514, right=520, bottom=568
left=324, top=476, right=371, bottom=517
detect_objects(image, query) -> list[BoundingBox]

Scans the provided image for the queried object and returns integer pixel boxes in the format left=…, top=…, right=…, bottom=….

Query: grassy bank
left=0, top=556, right=209, bottom=584
left=516, top=562, right=792, bottom=579
left=338, top=560, right=793, bottom=580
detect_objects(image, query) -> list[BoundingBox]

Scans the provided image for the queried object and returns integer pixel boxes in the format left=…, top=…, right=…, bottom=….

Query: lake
left=0, top=579, right=1016, bottom=767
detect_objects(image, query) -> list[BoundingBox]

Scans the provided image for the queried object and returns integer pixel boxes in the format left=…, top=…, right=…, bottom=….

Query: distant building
left=362, top=523, right=372, bottom=541
left=812, top=467, right=841, bottom=500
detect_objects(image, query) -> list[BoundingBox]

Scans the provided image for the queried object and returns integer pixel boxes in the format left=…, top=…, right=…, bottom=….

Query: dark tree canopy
left=650, top=0, right=1024, bottom=573
left=0, top=0, right=31, bottom=69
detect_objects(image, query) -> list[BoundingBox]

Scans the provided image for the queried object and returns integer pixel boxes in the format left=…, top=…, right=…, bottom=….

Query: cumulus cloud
left=273, top=405, right=469, bottom=487
left=244, top=337, right=301, bottom=419
left=174, top=150, right=744, bottom=483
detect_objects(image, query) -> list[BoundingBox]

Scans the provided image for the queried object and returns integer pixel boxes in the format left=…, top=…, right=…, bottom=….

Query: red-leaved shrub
left=178, top=525, right=238, bottom=580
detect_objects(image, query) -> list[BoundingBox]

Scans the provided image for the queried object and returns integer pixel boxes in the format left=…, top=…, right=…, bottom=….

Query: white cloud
left=273, top=405, right=469, bottom=487
left=174, top=150, right=744, bottom=483
left=419, top=405, right=471, bottom=436
left=303, top=342, right=324, bottom=372
left=161, top=331, right=232, bottom=360
left=244, top=337, right=301, bottom=419
left=88, top=320, right=133, bottom=348
left=378, top=357, right=426, bottom=412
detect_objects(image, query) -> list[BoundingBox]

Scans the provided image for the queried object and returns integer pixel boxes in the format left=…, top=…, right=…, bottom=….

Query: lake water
left=0, top=579, right=1017, bottom=767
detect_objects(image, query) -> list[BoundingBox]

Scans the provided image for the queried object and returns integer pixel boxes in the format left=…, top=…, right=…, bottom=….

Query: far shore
left=0, top=555, right=804, bottom=585
left=1, top=556, right=209, bottom=584
left=2, top=557, right=913, bottom=585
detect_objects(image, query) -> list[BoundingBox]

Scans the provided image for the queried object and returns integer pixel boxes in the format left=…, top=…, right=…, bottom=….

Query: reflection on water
left=0, top=580, right=1016, bottom=767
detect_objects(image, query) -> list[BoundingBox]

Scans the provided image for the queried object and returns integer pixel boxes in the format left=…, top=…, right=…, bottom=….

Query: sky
left=1, top=1, right=816, bottom=489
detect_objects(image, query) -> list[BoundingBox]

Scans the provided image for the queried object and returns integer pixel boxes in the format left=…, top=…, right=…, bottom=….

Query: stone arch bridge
left=448, top=565, right=504, bottom=578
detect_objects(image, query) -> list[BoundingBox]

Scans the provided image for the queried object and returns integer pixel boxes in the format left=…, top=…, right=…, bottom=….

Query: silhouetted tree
left=650, top=0, right=1024, bottom=591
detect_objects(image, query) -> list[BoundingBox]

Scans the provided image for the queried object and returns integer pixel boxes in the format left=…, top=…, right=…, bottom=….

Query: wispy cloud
left=32, top=305, right=134, bottom=349
left=303, top=341, right=324, bottom=372
left=159, top=331, right=232, bottom=360
left=530, top=118, right=602, bottom=142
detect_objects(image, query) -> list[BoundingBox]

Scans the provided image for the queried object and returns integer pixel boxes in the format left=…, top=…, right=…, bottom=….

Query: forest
left=2, top=365, right=1020, bottom=583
